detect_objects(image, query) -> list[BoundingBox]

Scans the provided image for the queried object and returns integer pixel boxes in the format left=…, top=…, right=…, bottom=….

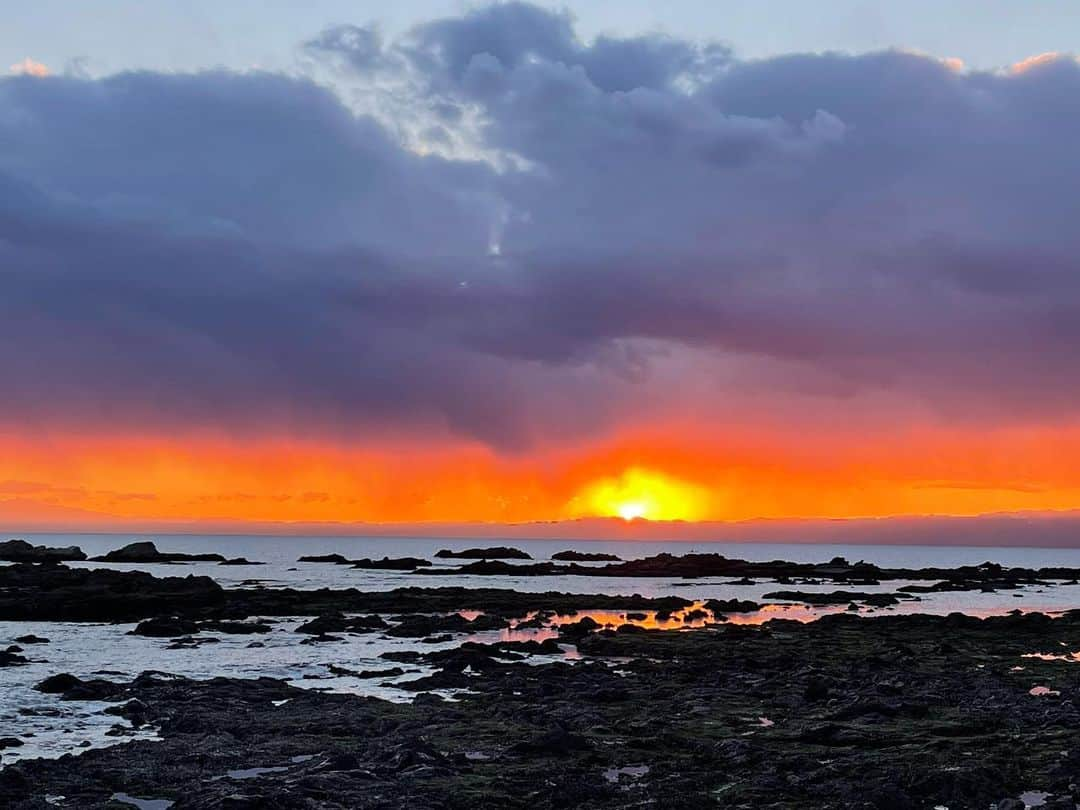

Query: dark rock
left=219, top=557, right=264, bottom=566
left=418, top=560, right=561, bottom=576
left=1, top=648, right=28, bottom=667
left=351, top=556, right=432, bottom=570
left=166, top=636, right=220, bottom=649
left=91, top=541, right=226, bottom=563
left=61, top=679, right=122, bottom=701
left=493, top=638, right=563, bottom=656
left=0, top=539, right=86, bottom=563
left=321, top=752, right=363, bottom=771
left=104, top=699, right=150, bottom=726
left=130, top=616, right=199, bottom=638
left=763, top=590, right=901, bottom=607
left=34, top=673, right=82, bottom=693
left=199, top=620, right=272, bottom=634
left=434, top=547, right=532, bottom=560
left=299, top=633, right=343, bottom=644
left=509, top=727, right=591, bottom=756
left=297, top=553, right=351, bottom=564
left=295, top=613, right=387, bottom=635
left=0, top=563, right=224, bottom=622
left=560, top=616, right=600, bottom=637
left=13, top=635, right=48, bottom=644
left=412, top=693, right=445, bottom=707
left=385, top=613, right=473, bottom=638
left=328, top=664, right=405, bottom=679
left=464, top=613, right=510, bottom=631
left=0, top=738, right=23, bottom=749
left=551, top=550, right=621, bottom=562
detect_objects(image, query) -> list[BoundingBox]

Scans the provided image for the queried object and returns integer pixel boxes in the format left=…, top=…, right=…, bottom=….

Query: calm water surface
left=5, top=533, right=1080, bottom=763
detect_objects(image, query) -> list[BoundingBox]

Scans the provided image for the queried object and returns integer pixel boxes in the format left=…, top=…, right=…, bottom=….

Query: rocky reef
left=426, top=552, right=1080, bottom=594
left=4, top=610, right=1080, bottom=808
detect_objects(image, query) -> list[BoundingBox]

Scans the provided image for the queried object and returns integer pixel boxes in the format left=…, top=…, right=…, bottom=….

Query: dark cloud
left=1, top=5, right=1080, bottom=448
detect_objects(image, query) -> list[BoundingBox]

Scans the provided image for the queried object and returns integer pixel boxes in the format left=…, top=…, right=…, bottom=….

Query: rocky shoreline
left=4, top=540, right=1078, bottom=627
left=0, top=562, right=709, bottom=624
left=5, top=548, right=1080, bottom=807
left=4, top=607, right=1080, bottom=808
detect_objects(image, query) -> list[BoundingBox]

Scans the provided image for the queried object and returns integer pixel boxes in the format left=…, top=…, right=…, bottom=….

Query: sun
left=616, top=500, right=648, bottom=521
left=568, top=467, right=710, bottom=522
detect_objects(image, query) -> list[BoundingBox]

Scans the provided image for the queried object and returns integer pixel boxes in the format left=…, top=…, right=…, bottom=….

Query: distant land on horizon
left=8, top=510, right=1080, bottom=549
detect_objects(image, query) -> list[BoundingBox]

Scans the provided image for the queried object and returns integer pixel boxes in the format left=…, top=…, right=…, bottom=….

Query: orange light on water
left=568, top=467, right=711, bottom=522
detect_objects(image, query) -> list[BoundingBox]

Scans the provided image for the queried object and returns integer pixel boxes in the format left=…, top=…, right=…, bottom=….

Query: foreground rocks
left=6, top=610, right=1080, bottom=808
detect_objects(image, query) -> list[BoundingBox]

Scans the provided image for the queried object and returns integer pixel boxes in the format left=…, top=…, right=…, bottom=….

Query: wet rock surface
left=5, top=610, right=1080, bottom=808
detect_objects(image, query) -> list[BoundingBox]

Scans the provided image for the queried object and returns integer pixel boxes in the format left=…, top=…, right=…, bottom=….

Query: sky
left=2, top=2, right=1080, bottom=532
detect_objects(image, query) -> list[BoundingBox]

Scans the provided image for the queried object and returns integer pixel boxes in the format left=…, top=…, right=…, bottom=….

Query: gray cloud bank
left=2, top=2, right=1079, bottom=447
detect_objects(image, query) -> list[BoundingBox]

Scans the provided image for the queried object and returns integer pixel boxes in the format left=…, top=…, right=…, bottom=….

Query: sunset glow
left=1, top=7, right=1079, bottom=537
left=3, top=423, right=1080, bottom=531
left=569, top=468, right=711, bottom=522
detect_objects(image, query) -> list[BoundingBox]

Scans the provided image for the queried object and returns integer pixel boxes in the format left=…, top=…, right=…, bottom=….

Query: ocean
left=4, top=532, right=1080, bottom=764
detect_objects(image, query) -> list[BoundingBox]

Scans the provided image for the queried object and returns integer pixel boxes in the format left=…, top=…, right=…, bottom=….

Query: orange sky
left=2, top=420, right=1080, bottom=531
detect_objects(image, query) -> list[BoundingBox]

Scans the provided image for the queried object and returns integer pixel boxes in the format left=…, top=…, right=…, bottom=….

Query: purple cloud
left=1, top=4, right=1080, bottom=448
